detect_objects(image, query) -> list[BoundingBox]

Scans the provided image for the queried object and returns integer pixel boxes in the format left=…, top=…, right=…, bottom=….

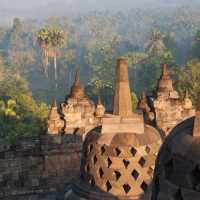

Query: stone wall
left=0, top=135, right=82, bottom=199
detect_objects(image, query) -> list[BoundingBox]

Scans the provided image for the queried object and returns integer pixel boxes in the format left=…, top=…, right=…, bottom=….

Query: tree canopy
left=0, top=8, right=200, bottom=142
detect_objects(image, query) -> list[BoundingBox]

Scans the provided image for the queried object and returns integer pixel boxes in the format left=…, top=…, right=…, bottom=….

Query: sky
left=0, top=0, right=185, bottom=10
left=0, top=0, right=199, bottom=24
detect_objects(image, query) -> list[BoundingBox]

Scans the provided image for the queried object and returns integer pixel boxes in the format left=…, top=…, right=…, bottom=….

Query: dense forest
left=1, top=6, right=200, bottom=143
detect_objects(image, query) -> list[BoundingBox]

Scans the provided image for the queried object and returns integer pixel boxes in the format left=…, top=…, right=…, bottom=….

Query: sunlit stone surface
left=65, top=58, right=162, bottom=200
left=152, top=94, right=200, bottom=200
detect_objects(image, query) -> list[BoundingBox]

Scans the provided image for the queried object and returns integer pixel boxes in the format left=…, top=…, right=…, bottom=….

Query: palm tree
left=37, top=27, right=65, bottom=83
left=146, top=29, right=167, bottom=56
left=37, top=27, right=51, bottom=74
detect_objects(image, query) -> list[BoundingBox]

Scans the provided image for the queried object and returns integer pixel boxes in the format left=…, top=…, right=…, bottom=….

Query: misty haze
left=0, top=0, right=200, bottom=24
left=0, top=1, right=200, bottom=200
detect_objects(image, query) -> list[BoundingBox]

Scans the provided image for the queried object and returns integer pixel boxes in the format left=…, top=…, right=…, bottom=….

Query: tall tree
left=37, top=27, right=66, bottom=84
left=192, top=30, right=200, bottom=58
left=173, top=59, right=200, bottom=103
left=146, top=29, right=167, bottom=56
left=0, top=74, right=49, bottom=144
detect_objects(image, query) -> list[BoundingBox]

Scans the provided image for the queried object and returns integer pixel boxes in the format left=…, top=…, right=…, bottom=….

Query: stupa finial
left=70, top=69, right=85, bottom=99
left=47, top=97, right=64, bottom=135
left=52, top=97, right=57, bottom=107
left=185, top=90, right=189, bottom=99
left=141, top=91, right=146, bottom=101
left=162, top=64, right=169, bottom=77
left=74, top=69, right=81, bottom=86
left=113, top=58, right=133, bottom=117
left=98, top=96, right=102, bottom=105
left=157, top=63, right=174, bottom=93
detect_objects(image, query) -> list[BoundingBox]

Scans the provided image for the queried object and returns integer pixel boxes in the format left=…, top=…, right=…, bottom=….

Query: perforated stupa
left=65, top=58, right=162, bottom=200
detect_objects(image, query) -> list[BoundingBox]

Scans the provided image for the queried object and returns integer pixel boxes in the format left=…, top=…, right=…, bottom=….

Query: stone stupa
left=60, top=70, right=102, bottom=136
left=65, top=58, right=162, bottom=200
left=152, top=94, right=200, bottom=200
left=47, top=98, right=64, bottom=135
left=153, top=64, right=195, bottom=137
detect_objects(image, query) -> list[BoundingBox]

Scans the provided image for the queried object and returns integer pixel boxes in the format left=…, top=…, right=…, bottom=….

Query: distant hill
left=0, top=0, right=200, bottom=24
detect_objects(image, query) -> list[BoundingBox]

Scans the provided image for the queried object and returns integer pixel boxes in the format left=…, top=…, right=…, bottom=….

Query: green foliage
left=126, top=52, right=149, bottom=67
left=131, top=92, right=138, bottom=111
left=37, top=26, right=66, bottom=59
left=0, top=11, right=198, bottom=118
left=146, top=29, right=167, bottom=56
left=0, top=74, right=49, bottom=144
left=192, top=30, right=200, bottom=58
left=89, top=58, right=115, bottom=93
left=0, top=9, right=200, bottom=145
left=173, top=59, right=200, bottom=104
left=37, top=26, right=66, bottom=81
left=0, top=99, right=17, bottom=118
left=0, top=11, right=196, bottom=101
left=37, top=26, right=66, bottom=49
